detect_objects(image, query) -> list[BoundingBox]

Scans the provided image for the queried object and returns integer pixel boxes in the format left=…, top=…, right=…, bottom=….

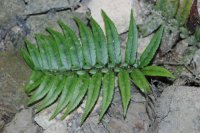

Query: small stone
left=77, top=107, right=84, bottom=114
left=132, top=93, right=146, bottom=103
left=174, top=40, right=188, bottom=58
left=86, top=0, right=132, bottom=34
left=156, top=86, right=200, bottom=133
left=192, top=49, right=200, bottom=73
left=68, top=122, right=72, bottom=127
left=3, top=108, right=39, bottom=133
left=160, top=27, right=180, bottom=55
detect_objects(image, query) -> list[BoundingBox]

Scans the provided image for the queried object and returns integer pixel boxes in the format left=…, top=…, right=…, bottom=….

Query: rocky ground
left=0, top=0, right=200, bottom=133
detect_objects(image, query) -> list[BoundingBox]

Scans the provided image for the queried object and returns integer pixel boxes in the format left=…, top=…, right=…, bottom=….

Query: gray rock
left=0, top=25, right=27, bottom=51
left=138, top=13, right=163, bottom=37
left=33, top=104, right=72, bottom=131
left=0, top=52, right=30, bottom=109
left=0, top=0, right=25, bottom=27
left=156, top=86, right=200, bottom=133
left=83, top=0, right=150, bottom=34
left=86, top=0, right=132, bottom=34
left=0, top=52, right=30, bottom=107
left=132, top=0, right=151, bottom=25
left=138, top=34, right=153, bottom=54
left=24, top=0, right=80, bottom=14
left=3, top=108, right=40, bottom=133
left=198, top=1, right=200, bottom=14
left=33, top=89, right=149, bottom=133
left=160, top=26, right=180, bottom=55
left=26, top=11, right=87, bottom=42
left=0, top=52, right=31, bottom=130
left=192, top=49, right=200, bottom=74
left=34, top=96, right=104, bottom=132
left=107, top=92, right=149, bottom=133
left=174, top=40, right=188, bottom=58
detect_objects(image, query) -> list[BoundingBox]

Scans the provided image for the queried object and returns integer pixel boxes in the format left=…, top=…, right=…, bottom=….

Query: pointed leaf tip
left=102, top=10, right=121, bottom=65
left=142, top=66, right=175, bottom=79
left=99, top=71, right=115, bottom=121
left=139, top=25, right=164, bottom=68
left=81, top=73, right=102, bottom=124
left=118, top=70, right=131, bottom=117
left=131, top=69, right=151, bottom=94
left=74, top=17, right=96, bottom=67
left=125, top=9, right=138, bottom=65
left=90, top=16, right=108, bottom=65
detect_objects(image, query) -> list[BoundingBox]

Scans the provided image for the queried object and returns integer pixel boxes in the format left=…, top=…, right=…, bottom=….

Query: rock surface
left=0, top=52, right=31, bottom=131
left=0, top=52, right=30, bottom=108
left=86, top=0, right=132, bottom=33
left=1, top=0, right=200, bottom=133
left=26, top=11, right=86, bottom=42
left=174, top=40, right=188, bottom=58
left=0, top=0, right=25, bottom=27
left=107, top=91, right=149, bottom=133
left=0, top=25, right=27, bottom=51
left=156, top=86, right=200, bottom=133
left=85, top=0, right=150, bottom=34
left=25, top=0, right=80, bottom=14
left=138, top=34, right=153, bottom=54
left=3, top=108, right=42, bottom=133
left=34, top=96, right=107, bottom=133
left=192, top=49, right=200, bottom=74
left=34, top=92, right=149, bottom=133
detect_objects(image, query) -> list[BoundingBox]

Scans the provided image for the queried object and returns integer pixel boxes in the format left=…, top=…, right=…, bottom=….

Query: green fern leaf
left=35, top=35, right=50, bottom=70
left=74, top=18, right=96, bottom=68
left=25, top=71, right=43, bottom=93
left=125, top=9, right=138, bottom=65
left=21, top=10, right=175, bottom=125
left=58, top=20, right=83, bottom=69
left=61, top=74, right=89, bottom=119
left=42, top=36, right=59, bottom=70
left=28, top=75, right=51, bottom=105
left=25, top=40, right=42, bottom=69
left=176, top=0, right=193, bottom=26
left=131, top=69, right=151, bottom=94
left=118, top=70, right=131, bottom=117
left=102, top=10, right=121, bottom=65
left=99, top=71, right=115, bottom=121
left=20, top=48, right=34, bottom=69
left=46, top=29, right=72, bottom=70
left=81, top=73, right=102, bottom=124
left=142, top=66, right=175, bottom=79
left=155, top=0, right=166, bottom=11
left=60, top=75, right=85, bottom=119
left=49, top=75, right=75, bottom=120
left=139, top=26, right=164, bottom=68
left=90, top=17, right=108, bottom=66
left=46, top=28, right=64, bottom=70
left=156, top=0, right=179, bottom=18
left=36, top=75, right=61, bottom=113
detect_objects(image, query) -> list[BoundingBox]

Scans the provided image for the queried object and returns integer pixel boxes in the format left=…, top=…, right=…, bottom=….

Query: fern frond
left=21, top=10, right=174, bottom=124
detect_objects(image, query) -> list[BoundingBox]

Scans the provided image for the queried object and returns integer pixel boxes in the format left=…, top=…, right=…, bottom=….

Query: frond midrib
left=34, top=64, right=137, bottom=75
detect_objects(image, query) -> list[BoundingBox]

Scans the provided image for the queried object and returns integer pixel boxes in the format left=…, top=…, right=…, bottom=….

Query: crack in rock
left=158, top=86, right=177, bottom=123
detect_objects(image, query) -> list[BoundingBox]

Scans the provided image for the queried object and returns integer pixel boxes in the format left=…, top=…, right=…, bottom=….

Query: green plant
left=156, top=0, right=193, bottom=26
left=140, top=0, right=193, bottom=37
left=138, top=0, right=198, bottom=55
left=21, top=10, right=174, bottom=124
